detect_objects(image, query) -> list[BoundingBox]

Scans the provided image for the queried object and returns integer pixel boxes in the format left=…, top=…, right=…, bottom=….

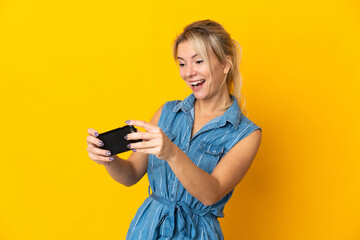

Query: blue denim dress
left=127, top=94, right=262, bottom=240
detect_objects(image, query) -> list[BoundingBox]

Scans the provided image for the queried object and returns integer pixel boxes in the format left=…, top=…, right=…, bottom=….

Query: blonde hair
left=172, top=19, right=247, bottom=116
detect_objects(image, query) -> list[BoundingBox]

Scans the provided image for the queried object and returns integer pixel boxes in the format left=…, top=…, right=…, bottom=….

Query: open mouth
left=190, top=79, right=206, bottom=88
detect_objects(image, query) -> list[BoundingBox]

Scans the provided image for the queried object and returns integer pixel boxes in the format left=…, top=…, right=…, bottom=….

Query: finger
left=87, top=135, right=105, bottom=147
left=128, top=140, right=160, bottom=150
left=88, top=145, right=113, bottom=157
left=126, top=120, right=159, bottom=132
left=88, top=128, right=100, bottom=137
left=126, top=131, right=160, bottom=141
left=87, top=142, right=96, bottom=148
left=88, top=152, right=114, bottom=163
left=131, top=148, right=159, bottom=155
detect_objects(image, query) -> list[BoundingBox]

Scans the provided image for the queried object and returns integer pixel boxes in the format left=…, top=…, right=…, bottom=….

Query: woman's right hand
left=87, top=128, right=114, bottom=165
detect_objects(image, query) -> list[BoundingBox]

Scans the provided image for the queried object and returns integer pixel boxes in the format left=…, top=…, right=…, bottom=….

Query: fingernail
left=106, top=151, right=111, bottom=156
left=132, top=149, right=136, bottom=152
left=109, top=157, right=114, bottom=161
left=125, top=120, right=130, bottom=124
left=98, top=141, right=104, bottom=147
left=127, top=144, right=131, bottom=148
left=124, top=135, right=128, bottom=140
left=94, top=131, right=99, bottom=137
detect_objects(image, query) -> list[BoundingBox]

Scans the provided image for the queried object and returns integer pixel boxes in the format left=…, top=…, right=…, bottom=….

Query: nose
left=185, top=63, right=197, bottom=79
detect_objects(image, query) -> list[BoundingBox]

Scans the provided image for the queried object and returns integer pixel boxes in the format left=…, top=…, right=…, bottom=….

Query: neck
left=195, top=91, right=233, bottom=115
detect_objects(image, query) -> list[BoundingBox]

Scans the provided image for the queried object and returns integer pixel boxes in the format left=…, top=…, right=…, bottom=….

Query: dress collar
left=172, top=93, right=242, bottom=129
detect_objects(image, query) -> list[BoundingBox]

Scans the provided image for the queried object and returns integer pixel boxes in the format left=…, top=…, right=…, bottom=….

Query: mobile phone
left=97, top=125, right=141, bottom=155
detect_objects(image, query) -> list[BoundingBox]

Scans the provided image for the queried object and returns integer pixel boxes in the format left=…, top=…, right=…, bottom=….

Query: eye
left=179, top=63, right=185, bottom=67
left=196, top=60, right=203, bottom=64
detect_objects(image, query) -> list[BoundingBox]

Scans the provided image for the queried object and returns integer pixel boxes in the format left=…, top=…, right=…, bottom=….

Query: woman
left=86, top=19, right=262, bottom=239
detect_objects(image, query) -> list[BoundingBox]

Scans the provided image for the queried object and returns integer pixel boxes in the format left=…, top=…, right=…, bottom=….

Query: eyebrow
left=177, top=54, right=198, bottom=60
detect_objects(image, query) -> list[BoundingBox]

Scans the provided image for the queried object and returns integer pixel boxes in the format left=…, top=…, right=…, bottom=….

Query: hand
left=86, top=128, right=115, bottom=165
left=124, top=120, right=176, bottom=161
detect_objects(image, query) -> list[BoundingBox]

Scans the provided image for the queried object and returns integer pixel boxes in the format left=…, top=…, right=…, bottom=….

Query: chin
left=193, top=91, right=208, bottom=100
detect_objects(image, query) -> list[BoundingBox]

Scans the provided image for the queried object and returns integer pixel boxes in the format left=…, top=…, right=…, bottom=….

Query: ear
left=223, top=56, right=232, bottom=75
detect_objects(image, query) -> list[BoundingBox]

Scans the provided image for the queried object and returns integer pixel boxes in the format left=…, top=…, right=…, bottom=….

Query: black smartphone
left=97, top=125, right=142, bottom=155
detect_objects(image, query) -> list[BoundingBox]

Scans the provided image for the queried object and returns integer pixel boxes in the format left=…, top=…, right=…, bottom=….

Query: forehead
left=177, top=41, right=219, bottom=65
left=177, top=41, right=198, bottom=56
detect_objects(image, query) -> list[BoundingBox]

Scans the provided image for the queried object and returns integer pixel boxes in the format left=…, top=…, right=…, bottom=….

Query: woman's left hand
left=124, top=120, right=177, bottom=162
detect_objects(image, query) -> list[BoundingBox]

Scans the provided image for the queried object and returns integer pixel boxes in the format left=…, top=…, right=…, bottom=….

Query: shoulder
left=150, top=103, right=165, bottom=126
left=221, top=114, right=262, bottom=152
left=226, top=127, right=261, bottom=165
left=149, top=100, right=182, bottom=126
left=236, top=115, right=262, bottom=141
left=236, top=127, right=262, bottom=148
left=230, top=115, right=262, bottom=154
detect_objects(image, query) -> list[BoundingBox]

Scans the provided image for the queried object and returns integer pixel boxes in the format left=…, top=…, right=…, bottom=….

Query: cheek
left=211, top=65, right=224, bottom=81
left=179, top=69, right=186, bottom=80
left=199, top=65, right=210, bottom=77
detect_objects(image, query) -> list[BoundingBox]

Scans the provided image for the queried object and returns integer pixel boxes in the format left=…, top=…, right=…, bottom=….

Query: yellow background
left=1, top=0, right=359, bottom=239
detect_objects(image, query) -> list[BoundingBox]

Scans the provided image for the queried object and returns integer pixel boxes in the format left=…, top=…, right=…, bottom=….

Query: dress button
left=213, top=150, right=216, bottom=153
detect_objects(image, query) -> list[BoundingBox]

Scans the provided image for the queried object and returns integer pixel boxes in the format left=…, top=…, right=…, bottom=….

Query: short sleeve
left=157, top=100, right=181, bottom=130
left=227, top=118, right=262, bottom=150
left=239, top=123, right=262, bottom=142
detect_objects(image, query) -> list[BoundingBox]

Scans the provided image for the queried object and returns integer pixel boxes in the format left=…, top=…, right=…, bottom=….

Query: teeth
left=190, top=80, right=204, bottom=86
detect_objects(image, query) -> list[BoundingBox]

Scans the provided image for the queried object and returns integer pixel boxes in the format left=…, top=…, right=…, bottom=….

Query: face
left=176, top=40, right=229, bottom=101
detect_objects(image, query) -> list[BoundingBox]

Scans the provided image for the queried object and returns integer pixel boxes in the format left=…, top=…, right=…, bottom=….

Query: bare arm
left=126, top=121, right=262, bottom=206
left=167, top=129, right=262, bottom=205
left=102, top=152, right=148, bottom=187
left=86, top=104, right=164, bottom=186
